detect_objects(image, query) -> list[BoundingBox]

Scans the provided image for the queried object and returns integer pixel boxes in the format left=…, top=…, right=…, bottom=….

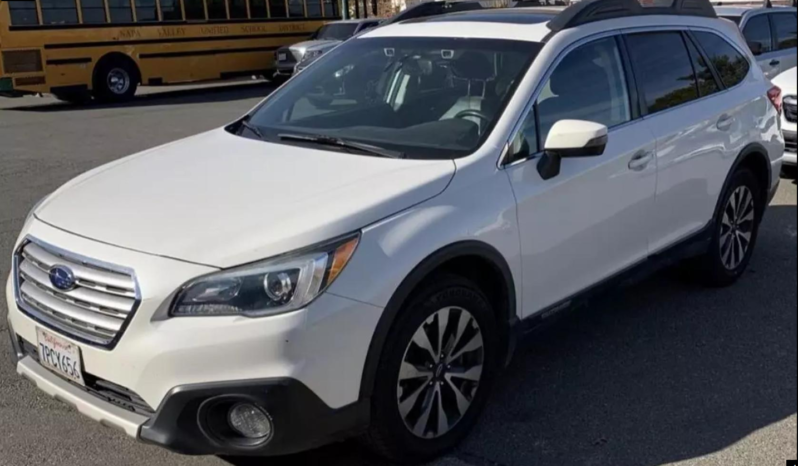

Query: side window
left=693, top=32, right=750, bottom=88
left=229, top=0, right=248, bottom=18
left=685, top=35, right=720, bottom=97
left=536, top=38, right=631, bottom=144
left=81, top=0, right=107, bottom=23
left=323, top=0, right=338, bottom=17
left=207, top=0, right=227, bottom=19
left=134, top=0, right=158, bottom=21
left=510, top=107, right=539, bottom=159
left=743, top=15, right=773, bottom=56
left=626, top=32, right=699, bottom=115
left=250, top=0, right=268, bottom=18
left=183, top=0, right=206, bottom=20
left=288, top=0, right=304, bottom=17
left=108, top=0, right=133, bottom=22
left=160, top=0, right=183, bottom=20
left=270, top=0, right=287, bottom=17
left=772, top=13, right=798, bottom=51
left=8, top=0, right=39, bottom=26
left=306, top=0, right=323, bottom=17
left=40, top=0, right=79, bottom=24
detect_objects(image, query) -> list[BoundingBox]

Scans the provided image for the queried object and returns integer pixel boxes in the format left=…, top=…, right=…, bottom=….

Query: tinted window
left=207, top=0, right=227, bottom=19
left=108, top=0, right=133, bottom=22
left=160, top=0, right=183, bottom=20
left=773, top=13, right=798, bottom=50
left=694, top=32, right=750, bottom=88
left=40, top=0, right=79, bottom=24
left=685, top=36, right=719, bottom=97
left=81, top=0, right=107, bottom=23
left=184, top=0, right=205, bottom=19
left=627, top=32, right=699, bottom=114
left=270, top=0, right=287, bottom=17
left=134, top=0, right=157, bottom=21
left=9, top=0, right=39, bottom=26
left=743, top=15, right=773, bottom=56
left=306, top=0, right=322, bottom=17
left=537, top=38, right=631, bottom=143
left=247, top=38, right=541, bottom=160
left=250, top=0, right=267, bottom=17
left=230, top=0, right=248, bottom=18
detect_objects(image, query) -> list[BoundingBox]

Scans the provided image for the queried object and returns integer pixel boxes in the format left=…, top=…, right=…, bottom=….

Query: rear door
left=741, top=13, right=781, bottom=78
left=625, top=30, right=738, bottom=253
left=769, top=11, right=798, bottom=75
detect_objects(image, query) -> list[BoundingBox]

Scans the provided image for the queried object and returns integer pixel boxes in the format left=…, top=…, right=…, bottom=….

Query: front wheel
left=93, top=59, right=139, bottom=103
left=694, top=168, right=763, bottom=287
left=364, top=275, right=500, bottom=463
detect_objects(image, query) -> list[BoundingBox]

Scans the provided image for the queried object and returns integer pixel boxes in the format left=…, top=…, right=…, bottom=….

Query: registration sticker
left=36, top=328, right=85, bottom=386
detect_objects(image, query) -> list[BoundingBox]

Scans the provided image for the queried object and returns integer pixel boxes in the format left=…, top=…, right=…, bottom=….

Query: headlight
left=305, top=49, right=325, bottom=60
left=171, top=234, right=359, bottom=317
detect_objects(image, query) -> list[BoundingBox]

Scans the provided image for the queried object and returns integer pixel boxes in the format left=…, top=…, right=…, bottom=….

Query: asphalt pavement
left=0, top=84, right=795, bottom=466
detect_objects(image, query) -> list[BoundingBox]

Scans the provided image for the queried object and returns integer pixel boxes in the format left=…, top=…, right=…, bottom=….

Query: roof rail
left=547, top=0, right=718, bottom=32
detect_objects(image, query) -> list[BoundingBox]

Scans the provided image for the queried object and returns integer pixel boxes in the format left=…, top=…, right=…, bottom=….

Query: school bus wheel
left=93, top=55, right=141, bottom=103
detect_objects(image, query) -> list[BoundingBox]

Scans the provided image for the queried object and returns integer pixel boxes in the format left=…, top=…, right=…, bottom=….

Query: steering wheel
left=454, top=109, right=491, bottom=124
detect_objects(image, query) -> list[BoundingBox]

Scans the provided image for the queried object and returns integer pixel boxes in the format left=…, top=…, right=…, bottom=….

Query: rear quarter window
left=772, top=13, right=798, bottom=51
left=693, top=32, right=750, bottom=88
left=742, top=15, right=774, bottom=56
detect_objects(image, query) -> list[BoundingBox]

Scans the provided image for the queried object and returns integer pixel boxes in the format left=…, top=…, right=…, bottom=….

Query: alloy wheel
left=397, top=306, right=484, bottom=439
left=720, top=185, right=756, bottom=270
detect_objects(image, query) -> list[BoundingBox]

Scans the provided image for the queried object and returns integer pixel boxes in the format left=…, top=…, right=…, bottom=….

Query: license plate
left=37, top=328, right=85, bottom=386
left=278, top=53, right=288, bottom=62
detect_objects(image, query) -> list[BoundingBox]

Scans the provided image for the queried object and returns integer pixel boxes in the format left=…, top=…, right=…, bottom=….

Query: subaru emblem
left=49, top=265, right=77, bottom=291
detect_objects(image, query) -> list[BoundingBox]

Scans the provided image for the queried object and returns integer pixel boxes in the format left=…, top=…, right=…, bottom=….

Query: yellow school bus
left=0, top=0, right=339, bottom=102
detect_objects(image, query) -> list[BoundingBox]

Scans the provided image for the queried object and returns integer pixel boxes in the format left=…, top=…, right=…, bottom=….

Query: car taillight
left=768, top=86, right=783, bottom=114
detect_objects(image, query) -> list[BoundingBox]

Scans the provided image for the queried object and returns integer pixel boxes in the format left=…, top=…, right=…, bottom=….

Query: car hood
left=36, top=129, right=455, bottom=268
left=773, top=67, right=797, bottom=96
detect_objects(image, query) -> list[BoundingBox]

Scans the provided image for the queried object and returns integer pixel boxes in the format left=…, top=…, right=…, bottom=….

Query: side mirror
left=538, top=120, right=608, bottom=180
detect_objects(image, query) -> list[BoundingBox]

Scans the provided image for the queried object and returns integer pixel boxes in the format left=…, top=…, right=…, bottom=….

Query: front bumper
left=6, top=219, right=384, bottom=455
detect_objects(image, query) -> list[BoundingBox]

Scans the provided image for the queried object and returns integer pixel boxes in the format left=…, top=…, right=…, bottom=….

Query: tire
left=93, top=58, right=139, bottom=103
left=693, top=168, right=763, bottom=288
left=363, top=274, right=500, bottom=464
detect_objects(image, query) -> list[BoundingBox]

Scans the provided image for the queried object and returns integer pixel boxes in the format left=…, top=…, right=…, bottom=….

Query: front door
left=505, top=36, right=658, bottom=316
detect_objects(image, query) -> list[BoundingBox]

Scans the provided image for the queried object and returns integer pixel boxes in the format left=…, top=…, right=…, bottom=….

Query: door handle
left=770, top=59, right=781, bottom=67
left=717, top=114, right=734, bottom=131
left=629, top=151, right=654, bottom=171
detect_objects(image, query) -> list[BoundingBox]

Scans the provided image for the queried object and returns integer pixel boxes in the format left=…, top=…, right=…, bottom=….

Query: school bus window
left=160, top=0, right=183, bottom=20
left=80, top=0, right=108, bottom=23
left=40, top=0, right=79, bottom=25
left=269, top=0, right=286, bottom=17
left=134, top=0, right=158, bottom=21
left=250, top=0, right=267, bottom=17
left=8, top=0, right=40, bottom=26
left=288, top=0, right=303, bottom=17
left=108, top=0, right=134, bottom=22
left=306, top=0, right=322, bottom=17
left=229, top=0, right=248, bottom=19
left=207, top=0, right=227, bottom=19
left=323, top=0, right=337, bottom=17
left=183, top=0, right=206, bottom=20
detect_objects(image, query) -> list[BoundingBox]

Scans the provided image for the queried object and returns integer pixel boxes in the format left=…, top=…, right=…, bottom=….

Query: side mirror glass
left=538, top=119, right=608, bottom=180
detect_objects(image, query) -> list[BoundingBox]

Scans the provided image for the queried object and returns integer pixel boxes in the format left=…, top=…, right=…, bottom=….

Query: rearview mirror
left=538, top=120, right=608, bottom=180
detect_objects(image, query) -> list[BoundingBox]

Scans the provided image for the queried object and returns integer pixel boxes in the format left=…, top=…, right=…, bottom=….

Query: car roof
left=405, top=7, right=563, bottom=25
left=714, top=6, right=752, bottom=15
left=330, top=18, right=381, bottom=24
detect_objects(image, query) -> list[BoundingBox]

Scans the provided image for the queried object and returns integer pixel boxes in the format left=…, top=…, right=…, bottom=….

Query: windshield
left=316, top=23, right=360, bottom=41
left=245, top=37, right=542, bottom=159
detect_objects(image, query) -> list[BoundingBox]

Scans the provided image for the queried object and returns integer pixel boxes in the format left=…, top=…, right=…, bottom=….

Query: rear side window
left=743, top=15, right=773, bottom=56
left=693, top=32, right=750, bottom=89
left=626, top=32, right=699, bottom=114
left=772, top=13, right=798, bottom=51
left=685, top=36, right=720, bottom=97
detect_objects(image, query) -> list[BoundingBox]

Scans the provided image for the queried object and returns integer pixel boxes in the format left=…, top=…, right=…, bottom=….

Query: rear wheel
left=693, top=168, right=763, bottom=287
left=364, top=275, right=500, bottom=463
left=93, top=58, right=139, bottom=103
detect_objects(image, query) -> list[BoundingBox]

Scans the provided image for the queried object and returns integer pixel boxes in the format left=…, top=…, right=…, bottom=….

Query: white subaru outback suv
left=6, top=0, right=785, bottom=463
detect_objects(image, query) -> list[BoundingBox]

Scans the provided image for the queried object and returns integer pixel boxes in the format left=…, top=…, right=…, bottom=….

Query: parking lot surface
left=0, top=85, right=795, bottom=466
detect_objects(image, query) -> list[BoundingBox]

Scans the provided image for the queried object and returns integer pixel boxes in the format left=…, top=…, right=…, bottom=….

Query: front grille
left=785, top=131, right=797, bottom=153
left=14, top=239, right=139, bottom=348
left=2, top=50, right=43, bottom=74
left=19, top=339, right=155, bottom=416
left=784, top=97, right=797, bottom=124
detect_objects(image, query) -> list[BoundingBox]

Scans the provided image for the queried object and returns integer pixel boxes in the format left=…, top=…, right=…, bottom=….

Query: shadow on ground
left=1, top=81, right=275, bottom=113
left=225, top=204, right=797, bottom=466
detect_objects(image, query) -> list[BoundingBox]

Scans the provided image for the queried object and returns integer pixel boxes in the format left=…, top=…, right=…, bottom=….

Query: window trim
left=684, top=30, right=725, bottom=92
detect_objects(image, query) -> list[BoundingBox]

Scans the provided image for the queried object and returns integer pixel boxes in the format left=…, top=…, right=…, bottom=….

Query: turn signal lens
left=768, top=86, right=783, bottom=114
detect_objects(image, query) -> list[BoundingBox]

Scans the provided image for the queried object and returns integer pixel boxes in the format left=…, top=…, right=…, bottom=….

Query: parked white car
left=6, top=0, right=785, bottom=463
left=772, top=67, right=797, bottom=165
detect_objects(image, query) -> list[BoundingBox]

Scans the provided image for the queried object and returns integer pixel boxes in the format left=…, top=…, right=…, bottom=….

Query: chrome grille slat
left=23, top=243, right=136, bottom=292
left=19, top=261, right=135, bottom=314
left=14, top=239, right=140, bottom=348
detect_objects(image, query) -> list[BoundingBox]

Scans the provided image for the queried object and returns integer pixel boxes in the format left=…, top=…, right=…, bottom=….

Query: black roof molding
left=547, top=0, right=718, bottom=32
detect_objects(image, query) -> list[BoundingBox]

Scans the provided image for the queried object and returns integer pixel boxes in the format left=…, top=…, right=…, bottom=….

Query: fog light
left=228, top=403, right=273, bottom=441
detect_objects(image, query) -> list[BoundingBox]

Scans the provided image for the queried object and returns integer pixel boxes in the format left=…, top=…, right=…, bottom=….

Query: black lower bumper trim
left=139, top=378, right=370, bottom=456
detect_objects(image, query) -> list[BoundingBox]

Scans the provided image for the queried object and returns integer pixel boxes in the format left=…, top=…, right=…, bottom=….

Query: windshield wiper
left=238, top=117, right=267, bottom=141
left=279, top=133, right=405, bottom=159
